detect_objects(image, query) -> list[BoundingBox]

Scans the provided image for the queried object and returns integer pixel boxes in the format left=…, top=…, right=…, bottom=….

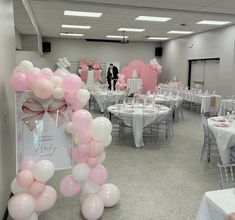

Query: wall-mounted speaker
left=42, top=42, right=51, bottom=53
left=155, top=47, right=162, bottom=57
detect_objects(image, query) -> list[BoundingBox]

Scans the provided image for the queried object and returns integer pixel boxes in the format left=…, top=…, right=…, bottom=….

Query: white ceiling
left=14, top=0, right=235, bottom=42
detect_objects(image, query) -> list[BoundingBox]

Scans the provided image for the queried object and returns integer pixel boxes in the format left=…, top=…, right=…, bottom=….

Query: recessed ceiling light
left=106, top=35, right=129, bottom=39
left=167, top=30, right=193, bottom=34
left=135, top=16, right=172, bottom=22
left=60, top=33, right=84, bottom=37
left=147, top=37, right=169, bottom=40
left=118, top=28, right=145, bottom=32
left=64, top=10, right=102, bottom=17
left=197, top=20, right=231, bottom=25
left=62, top=24, right=91, bottom=29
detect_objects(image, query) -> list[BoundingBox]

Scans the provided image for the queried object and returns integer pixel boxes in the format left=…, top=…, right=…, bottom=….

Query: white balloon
left=91, top=117, right=112, bottom=141
left=65, top=122, right=76, bottom=134
left=72, top=163, right=90, bottom=182
left=103, top=135, right=112, bottom=147
left=97, top=183, right=120, bottom=207
left=73, top=133, right=79, bottom=145
left=82, top=179, right=99, bottom=194
left=19, top=60, right=34, bottom=72
left=32, top=160, right=55, bottom=182
left=10, top=178, right=27, bottom=194
left=53, top=87, right=65, bottom=99
left=97, top=151, right=106, bottom=163
left=25, top=212, right=38, bottom=220
left=76, top=89, right=90, bottom=105
left=51, top=76, right=62, bottom=88
left=58, top=58, right=63, bottom=62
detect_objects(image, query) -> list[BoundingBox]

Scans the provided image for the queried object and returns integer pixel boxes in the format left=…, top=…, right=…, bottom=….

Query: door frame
left=187, top=57, right=220, bottom=89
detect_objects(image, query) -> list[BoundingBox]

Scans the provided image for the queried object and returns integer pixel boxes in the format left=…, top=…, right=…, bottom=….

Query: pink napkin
left=220, top=122, right=229, bottom=127
left=124, top=109, right=134, bottom=113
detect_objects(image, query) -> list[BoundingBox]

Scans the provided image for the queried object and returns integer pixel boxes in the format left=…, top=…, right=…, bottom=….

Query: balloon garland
left=56, top=57, right=71, bottom=69
left=116, top=73, right=127, bottom=90
left=9, top=60, right=120, bottom=220
left=8, top=159, right=56, bottom=220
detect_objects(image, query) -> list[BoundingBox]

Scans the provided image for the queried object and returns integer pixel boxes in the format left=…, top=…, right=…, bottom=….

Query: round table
left=208, top=116, right=235, bottom=164
left=93, top=90, right=125, bottom=112
left=108, top=104, right=169, bottom=147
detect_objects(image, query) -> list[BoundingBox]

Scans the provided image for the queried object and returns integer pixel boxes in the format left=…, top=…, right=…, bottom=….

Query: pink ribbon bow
left=22, top=98, right=68, bottom=131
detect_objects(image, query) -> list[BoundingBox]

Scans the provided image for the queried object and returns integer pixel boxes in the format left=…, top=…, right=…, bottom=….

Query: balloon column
left=150, top=58, right=162, bottom=74
left=116, top=73, right=127, bottom=90
left=56, top=57, right=71, bottom=69
left=8, top=159, right=56, bottom=220
left=61, top=113, right=120, bottom=220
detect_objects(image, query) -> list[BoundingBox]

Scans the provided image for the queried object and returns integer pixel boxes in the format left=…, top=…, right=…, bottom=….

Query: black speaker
left=155, top=47, right=162, bottom=57
left=42, top=42, right=51, bottom=53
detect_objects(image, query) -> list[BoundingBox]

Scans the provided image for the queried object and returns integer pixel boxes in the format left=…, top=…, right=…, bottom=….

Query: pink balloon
left=27, top=68, right=42, bottom=85
left=28, top=181, right=45, bottom=196
left=87, top=157, right=98, bottom=168
left=54, top=68, right=69, bottom=78
left=70, top=145, right=89, bottom=163
left=10, top=71, right=29, bottom=91
left=89, top=140, right=104, bottom=157
left=61, top=73, right=81, bottom=94
left=140, top=64, right=157, bottom=93
left=81, top=194, right=104, bottom=220
left=60, top=175, right=81, bottom=197
left=64, top=93, right=77, bottom=104
left=40, top=68, right=53, bottom=79
left=21, top=158, right=36, bottom=171
left=8, top=193, right=35, bottom=220
left=12, top=66, right=21, bottom=74
left=35, top=185, right=57, bottom=212
left=71, top=109, right=92, bottom=131
left=78, top=130, right=92, bottom=144
left=71, top=101, right=82, bottom=111
left=17, top=170, right=34, bottom=188
left=89, top=164, right=107, bottom=185
left=32, top=79, right=54, bottom=99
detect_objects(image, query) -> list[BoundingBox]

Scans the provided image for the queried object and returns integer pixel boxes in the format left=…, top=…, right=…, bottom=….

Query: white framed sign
left=16, top=91, right=73, bottom=171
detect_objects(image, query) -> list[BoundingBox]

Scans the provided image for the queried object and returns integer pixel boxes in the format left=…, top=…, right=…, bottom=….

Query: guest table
left=108, top=104, right=169, bottom=147
left=93, top=90, right=125, bottom=112
left=208, top=116, right=235, bottom=165
left=127, top=78, right=142, bottom=94
left=220, top=99, right=235, bottom=115
left=197, top=188, right=235, bottom=220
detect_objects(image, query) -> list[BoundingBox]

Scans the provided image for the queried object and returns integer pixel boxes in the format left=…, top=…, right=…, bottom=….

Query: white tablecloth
left=127, top=78, right=142, bottom=94
left=220, top=100, right=235, bottom=115
left=94, top=91, right=125, bottom=112
left=178, top=91, right=221, bottom=113
left=197, top=188, right=235, bottom=220
left=208, top=117, right=235, bottom=165
left=108, top=104, right=169, bottom=147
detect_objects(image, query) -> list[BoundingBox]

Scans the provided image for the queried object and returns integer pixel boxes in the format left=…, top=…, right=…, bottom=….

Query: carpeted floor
left=40, top=111, right=221, bottom=220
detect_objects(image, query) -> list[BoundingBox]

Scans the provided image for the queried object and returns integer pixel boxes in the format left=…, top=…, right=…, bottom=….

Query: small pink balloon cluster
left=8, top=159, right=56, bottom=220
left=150, top=58, right=162, bottom=74
left=61, top=110, right=120, bottom=220
left=10, top=60, right=89, bottom=111
left=116, top=74, right=127, bottom=90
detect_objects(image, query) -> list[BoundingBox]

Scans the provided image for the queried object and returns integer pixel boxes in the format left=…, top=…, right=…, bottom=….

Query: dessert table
left=108, top=104, right=169, bottom=147
left=208, top=116, right=235, bottom=165
left=197, top=188, right=235, bottom=220
left=127, top=78, right=142, bottom=94
left=93, top=91, right=125, bottom=112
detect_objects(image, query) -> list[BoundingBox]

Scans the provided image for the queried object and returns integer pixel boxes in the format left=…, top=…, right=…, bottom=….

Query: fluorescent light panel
left=135, top=16, right=171, bottom=22
left=64, top=10, right=102, bottom=17
left=197, top=20, right=231, bottom=25
left=62, top=24, right=91, bottom=29
left=118, top=28, right=145, bottom=32
left=60, top=33, right=84, bottom=37
left=147, top=37, right=169, bottom=40
left=106, top=35, right=129, bottom=39
left=168, top=30, right=193, bottom=34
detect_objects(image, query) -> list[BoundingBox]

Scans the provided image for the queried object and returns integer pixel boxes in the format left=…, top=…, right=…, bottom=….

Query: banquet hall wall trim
left=0, top=0, right=16, bottom=218
left=160, top=24, right=235, bottom=97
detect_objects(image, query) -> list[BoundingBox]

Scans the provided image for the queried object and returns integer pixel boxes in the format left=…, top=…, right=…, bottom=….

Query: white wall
left=42, top=38, right=159, bottom=71
left=161, top=25, right=235, bottom=96
left=15, top=29, right=22, bottom=50
left=0, top=0, right=16, bottom=217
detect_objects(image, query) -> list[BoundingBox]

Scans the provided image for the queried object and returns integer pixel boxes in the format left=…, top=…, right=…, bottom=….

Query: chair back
left=217, top=163, right=235, bottom=189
